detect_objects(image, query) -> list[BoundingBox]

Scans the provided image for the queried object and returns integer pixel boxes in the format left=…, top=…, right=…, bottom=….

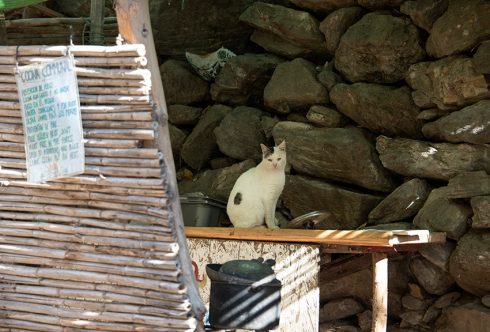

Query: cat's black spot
left=234, top=192, right=242, bottom=205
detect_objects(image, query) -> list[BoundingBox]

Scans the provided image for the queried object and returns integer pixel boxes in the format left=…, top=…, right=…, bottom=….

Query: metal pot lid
left=217, top=258, right=276, bottom=281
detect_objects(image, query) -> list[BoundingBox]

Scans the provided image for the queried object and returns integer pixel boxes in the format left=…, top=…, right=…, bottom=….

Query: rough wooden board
left=185, top=227, right=446, bottom=247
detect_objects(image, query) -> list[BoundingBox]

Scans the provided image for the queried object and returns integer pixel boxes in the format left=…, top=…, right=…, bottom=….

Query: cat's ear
left=277, top=140, right=286, bottom=151
left=260, top=143, right=270, bottom=155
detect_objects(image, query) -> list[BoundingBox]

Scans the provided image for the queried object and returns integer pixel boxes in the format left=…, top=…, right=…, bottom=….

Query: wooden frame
left=186, top=227, right=446, bottom=331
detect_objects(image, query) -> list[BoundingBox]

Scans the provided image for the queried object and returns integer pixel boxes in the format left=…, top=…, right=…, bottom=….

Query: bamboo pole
left=77, top=77, right=149, bottom=87
left=0, top=116, right=21, bottom=123
left=0, top=154, right=160, bottom=168
left=0, top=300, right=197, bottom=328
left=0, top=293, right=188, bottom=319
left=79, top=86, right=150, bottom=96
left=1, top=314, right=190, bottom=332
left=82, top=120, right=154, bottom=129
left=0, top=150, right=24, bottom=158
left=75, top=67, right=150, bottom=80
left=85, top=147, right=159, bottom=158
left=0, top=201, right=168, bottom=225
left=0, top=243, right=176, bottom=269
left=84, top=139, right=141, bottom=148
left=0, top=133, right=23, bottom=142
left=83, top=128, right=154, bottom=140
left=80, top=104, right=152, bottom=112
left=115, top=1, right=205, bottom=322
left=0, top=235, right=178, bottom=260
left=0, top=55, right=148, bottom=67
left=0, top=265, right=186, bottom=294
left=90, top=0, right=105, bottom=45
left=0, top=220, right=170, bottom=241
left=0, top=274, right=188, bottom=302
left=0, top=43, right=145, bottom=57
left=80, top=94, right=151, bottom=104
left=82, top=111, right=153, bottom=121
left=0, top=180, right=166, bottom=197
left=0, top=228, right=173, bottom=251
left=0, top=254, right=179, bottom=281
left=2, top=285, right=190, bottom=311
left=0, top=212, right=169, bottom=234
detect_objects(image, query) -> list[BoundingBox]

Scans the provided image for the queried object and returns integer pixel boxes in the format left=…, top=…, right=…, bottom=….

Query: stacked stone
left=158, top=0, right=490, bottom=330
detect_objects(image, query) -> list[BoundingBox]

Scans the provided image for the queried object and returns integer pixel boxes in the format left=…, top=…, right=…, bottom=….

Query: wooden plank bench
left=185, top=227, right=446, bottom=332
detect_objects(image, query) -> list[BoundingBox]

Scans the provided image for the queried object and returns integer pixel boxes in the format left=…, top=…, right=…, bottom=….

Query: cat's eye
left=268, top=159, right=272, bottom=162
left=277, top=158, right=282, bottom=161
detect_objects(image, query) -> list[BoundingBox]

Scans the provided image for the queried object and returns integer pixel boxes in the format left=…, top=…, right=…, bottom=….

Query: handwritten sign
left=15, top=55, right=84, bottom=183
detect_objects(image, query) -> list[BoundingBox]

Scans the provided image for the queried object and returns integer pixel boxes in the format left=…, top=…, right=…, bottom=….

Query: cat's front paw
left=267, top=224, right=280, bottom=230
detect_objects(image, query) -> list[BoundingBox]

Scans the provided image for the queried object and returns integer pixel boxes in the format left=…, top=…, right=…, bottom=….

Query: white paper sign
left=15, top=55, right=84, bottom=183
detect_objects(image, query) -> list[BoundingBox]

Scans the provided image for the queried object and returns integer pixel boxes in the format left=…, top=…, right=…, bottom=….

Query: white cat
left=227, top=141, right=286, bottom=229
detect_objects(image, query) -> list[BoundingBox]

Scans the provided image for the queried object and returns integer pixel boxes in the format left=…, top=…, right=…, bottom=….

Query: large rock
left=410, top=256, right=456, bottom=295
left=413, top=187, right=471, bottom=240
left=334, top=12, right=425, bottom=83
left=418, top=241, right=457, bottom=272
left=436, top=303, right=490, bottom=332
left=471, top=196, right=490, bottom=229
left=406, top=57, right=490, bottom=110
left=319, top=6, right=365, bottom=55
left=357, top=0, right=404, bottom=10
left=168, top=124, right=187, bottom=163
left=179, top=159, right=256, bottom=202
left=317, top=67, right=344, bottom=91
left=306, top=105, right=349, bottom=128
left=473, top=40, right=490, bottom=74
left=330, top=83, right=424, bottom=138
left=368, top=178, right=430, bottom=224
left=422, top=100, right=490, bottom=144
left=320, top=297, right=364, bottom=322
left=446, top=171, right=490, bottom=199
left=282, top=175, right=383, bottom=229
left=214, top=106, right=268, bottom=161
left=376, top=136, right=490, bottom=181
left=264, top=58, right=329, bottom=114
left=400, top=0, right=449, bottom=32
left=426, top=0, right=490, bottom=58
left=289, top=0, right=357, bottom=14
left=167, top=105, right=203, bottom=126
left=449, top=231, right=490, bottom=296
left=239, top=2, right=327, bottom=58
left=273, top=122, right=396, bottom=192
left=149, top=0, right=288, bottom=58
left=160, top=60, right=209, bottom=105
left=320, top=258, right=411, bottom=317
left=210, top=53, right=283, bottom=106
left=248, top=30, right=314, bottom=59
left=180, top=105, right=231, bottom=170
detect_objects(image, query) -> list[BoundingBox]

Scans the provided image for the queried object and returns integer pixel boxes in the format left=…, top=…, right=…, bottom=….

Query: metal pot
left=206, top=258, right=281, bottom=331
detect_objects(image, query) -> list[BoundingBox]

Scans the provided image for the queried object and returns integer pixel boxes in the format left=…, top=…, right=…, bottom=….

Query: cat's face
left=260, top=140, right=286, bottom=170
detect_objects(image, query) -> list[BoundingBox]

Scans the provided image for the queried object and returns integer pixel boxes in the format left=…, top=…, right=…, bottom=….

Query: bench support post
left=371, top=253, right=388, bottom=332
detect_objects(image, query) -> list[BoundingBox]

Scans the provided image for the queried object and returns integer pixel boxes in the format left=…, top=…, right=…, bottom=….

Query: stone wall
left=157, top=0, right=490, bottom=331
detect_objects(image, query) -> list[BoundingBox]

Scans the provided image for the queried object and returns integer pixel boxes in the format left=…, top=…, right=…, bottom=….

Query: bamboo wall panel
left=3, top=17, right=119, bottom=46
left=0, top=44, right=198, bottom=331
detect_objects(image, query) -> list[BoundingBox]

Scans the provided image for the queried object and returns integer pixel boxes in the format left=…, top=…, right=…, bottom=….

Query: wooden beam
left=185, top=227, right=446, bottom=247
left=113, top=0, right=206, bottom=324
left=371, top=253, right=388, bottom=332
